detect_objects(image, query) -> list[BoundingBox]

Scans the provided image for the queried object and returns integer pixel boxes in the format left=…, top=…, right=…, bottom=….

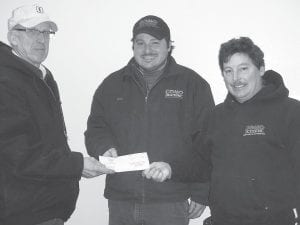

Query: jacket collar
left=0, top=41, right=44, bottom=80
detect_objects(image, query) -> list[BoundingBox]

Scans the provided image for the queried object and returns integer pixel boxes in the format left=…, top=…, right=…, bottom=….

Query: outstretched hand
left=82, top=157, right=115, bottom=178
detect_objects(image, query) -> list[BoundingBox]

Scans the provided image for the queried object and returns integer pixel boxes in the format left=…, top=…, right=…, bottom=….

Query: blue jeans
left=35, top=218, right=64, bottom=225
left=108, top=200, right=189, bottom=225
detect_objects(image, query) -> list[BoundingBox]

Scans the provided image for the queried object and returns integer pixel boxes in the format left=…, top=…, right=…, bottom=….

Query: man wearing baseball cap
left=85, top=15, right=214, bottom=225
left=0, top=4, right=114, bottom=225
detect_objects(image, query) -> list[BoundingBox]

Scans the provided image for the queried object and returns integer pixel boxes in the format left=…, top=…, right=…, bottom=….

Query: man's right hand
left=82, top=157, right=115, bottom=178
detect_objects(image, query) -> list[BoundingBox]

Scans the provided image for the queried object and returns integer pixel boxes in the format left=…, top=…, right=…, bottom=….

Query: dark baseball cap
left=132, top=15, right=170, bottom=42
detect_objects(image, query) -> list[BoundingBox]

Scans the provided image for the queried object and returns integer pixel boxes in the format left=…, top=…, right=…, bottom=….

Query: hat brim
left=134, top=27, right=165, bottom=40
left=18, top=15, right=58, bottom=32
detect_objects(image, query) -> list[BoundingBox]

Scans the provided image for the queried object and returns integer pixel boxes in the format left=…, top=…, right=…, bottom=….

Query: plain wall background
left=1, top=0, right=300, bottom=224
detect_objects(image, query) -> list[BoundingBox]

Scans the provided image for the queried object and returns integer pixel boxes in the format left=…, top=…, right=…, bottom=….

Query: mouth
left=33, top=48, right=45, bottom=52
left=142, top=55, right=156, bottom=62
left=232, top=83, right=247, bottom=90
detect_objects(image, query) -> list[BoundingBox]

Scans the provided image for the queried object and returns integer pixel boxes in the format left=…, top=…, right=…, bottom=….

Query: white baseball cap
left=8, top=4, right=58, bottom=31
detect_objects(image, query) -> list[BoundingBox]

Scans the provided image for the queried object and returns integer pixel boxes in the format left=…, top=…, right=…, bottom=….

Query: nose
left=144, top=44, right=152, bottom=54
left=232, top=70, right=239, bottom=82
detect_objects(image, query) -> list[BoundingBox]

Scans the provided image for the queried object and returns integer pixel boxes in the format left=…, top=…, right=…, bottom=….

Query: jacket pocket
left=209, top=175, right=266, bottom=215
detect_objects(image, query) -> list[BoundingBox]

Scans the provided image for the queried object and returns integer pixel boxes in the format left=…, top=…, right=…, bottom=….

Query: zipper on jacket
left=130, top=76, right=147, bottom=203
left=38, top=77, right=68, bottom=139
left=131, top=73, right=165, bottom=204
left=142, top=89, right=150, bottom=204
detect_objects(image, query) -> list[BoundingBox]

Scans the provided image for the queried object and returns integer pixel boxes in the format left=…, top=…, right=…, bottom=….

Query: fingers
left=143, top=167, right=163, bottom=180
left=188, top=201, right=197, bottom=215
left=110, top=149, right=118, bottom=157
left=82, top=170, right=98, bottom=178
left=82, top=157, right=115, bottom=178
left=142, top=162, right=171, bottom=182
left=82, top=171, right=91, bottom=178
left=188, top=201, right=206, bottom=219
left=103, top=148, right=118, bottom=158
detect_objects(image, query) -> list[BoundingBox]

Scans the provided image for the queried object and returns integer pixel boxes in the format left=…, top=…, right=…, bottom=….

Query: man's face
left=222, top=52, right=265, bottom=103
left=10, top=22, right=51, bottom=67
left=133, top=33, right=170, bottom=72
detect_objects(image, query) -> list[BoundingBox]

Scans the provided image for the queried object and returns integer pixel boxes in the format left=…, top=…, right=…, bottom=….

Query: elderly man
left=0, top=4, right=113, bottom=225
left=85, top=15, right=214, bottom=225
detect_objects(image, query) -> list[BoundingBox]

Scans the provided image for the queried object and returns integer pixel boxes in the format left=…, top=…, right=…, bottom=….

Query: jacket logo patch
left=243, top=125, right=266, bottom=136
left=165, top=89, right=184, bottom=99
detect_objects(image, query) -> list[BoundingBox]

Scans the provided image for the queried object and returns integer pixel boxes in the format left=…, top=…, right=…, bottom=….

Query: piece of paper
left=99, top=152, right=150, bottom=172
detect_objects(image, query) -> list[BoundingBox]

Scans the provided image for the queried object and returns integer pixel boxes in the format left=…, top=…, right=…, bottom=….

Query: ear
left=259, top=66, right=265, bottom=76
left=167, top=41, right=172, bottom=52
left=131, top=37, right=134, bottom=51
left=7, top=31, right=18, bottom=46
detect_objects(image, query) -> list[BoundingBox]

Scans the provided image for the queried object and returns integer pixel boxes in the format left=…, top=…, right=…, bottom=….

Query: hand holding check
left=95, top=151, right=172, bottom=182
left=82, top=157, right=115, bottom=178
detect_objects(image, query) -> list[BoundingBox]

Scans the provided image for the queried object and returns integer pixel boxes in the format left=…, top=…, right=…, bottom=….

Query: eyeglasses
left=13, top=28, right=55, bottom=37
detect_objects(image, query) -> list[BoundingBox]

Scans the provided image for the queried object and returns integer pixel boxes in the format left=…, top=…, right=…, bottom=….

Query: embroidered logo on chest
left=165, top=89, right=184, bottom=99
left=243, top=125, right=266, bottom=136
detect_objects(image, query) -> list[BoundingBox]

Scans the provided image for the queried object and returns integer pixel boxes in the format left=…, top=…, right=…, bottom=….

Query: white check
left=99, top=152, right=150, bottom=172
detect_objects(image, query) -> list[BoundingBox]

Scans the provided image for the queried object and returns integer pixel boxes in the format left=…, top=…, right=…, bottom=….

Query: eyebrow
left=134, top=38, right=144, bottom=42
left=238, top=63, right=250, bottom=66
